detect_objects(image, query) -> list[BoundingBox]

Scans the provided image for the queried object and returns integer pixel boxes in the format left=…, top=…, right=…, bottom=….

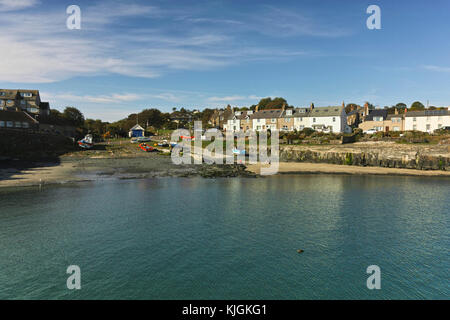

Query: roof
left=0, top=110, right=38, bottom=122
left=404, top=109, right=449, bottom=117
left=310, top=106, right=344, bottom=117
left=250, top=109, right=284, bottom=120
left=229, top=110, right=254, bottom=120
left=130, top=124, right=145, bottom=131
left=282, top=107, right=310, bottom=118
left=364, top=109, right=388, bottom=121
left=386, top=114, right=404, bottom=120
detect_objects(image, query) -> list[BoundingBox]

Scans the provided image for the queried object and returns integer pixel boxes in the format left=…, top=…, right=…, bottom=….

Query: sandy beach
left=247, top=162, right=450, bottom=177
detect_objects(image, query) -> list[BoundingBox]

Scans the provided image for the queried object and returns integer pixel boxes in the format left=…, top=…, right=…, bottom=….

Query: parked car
left=364, top=128, right=378, bottom=135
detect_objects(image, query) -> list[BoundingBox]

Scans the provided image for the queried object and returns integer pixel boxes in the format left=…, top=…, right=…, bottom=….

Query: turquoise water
left=0, top=175, right=448, bottom=299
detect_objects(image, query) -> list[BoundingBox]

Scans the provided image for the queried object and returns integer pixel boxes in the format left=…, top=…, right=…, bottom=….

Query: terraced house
left=404, top=109, right=450, bottom=132
left=250, top=108, right=284, bottom=131
left=0, top=89, right=50, bottom=116
left=223, top=110, right=254, bottom=132
left=308, top=104, right=350, bottom=133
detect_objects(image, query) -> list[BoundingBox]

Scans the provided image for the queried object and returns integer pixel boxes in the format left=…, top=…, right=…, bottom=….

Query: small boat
left=232, top=148, right=246, bottom=155
left=157, top=140, right=169, bottom=147
left=137, top=136, right=151, bottom=142
left=139, top=143, right=156, bottom=152
left=78, top=134, right=93, bottom=149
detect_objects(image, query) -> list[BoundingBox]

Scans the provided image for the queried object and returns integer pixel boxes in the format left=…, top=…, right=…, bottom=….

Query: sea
left=0, top=175, right=448, bottom=299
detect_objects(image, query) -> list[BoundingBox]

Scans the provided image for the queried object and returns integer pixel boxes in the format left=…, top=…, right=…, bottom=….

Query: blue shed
left=129, top=124, right=145, bottom=138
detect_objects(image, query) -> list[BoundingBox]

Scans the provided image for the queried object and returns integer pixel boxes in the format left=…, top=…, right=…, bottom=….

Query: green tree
left=63, top=107, right=85, bottom=127
left=255, top=97, right=288, bottom=110
left=410, top=101, right=425, bottom=110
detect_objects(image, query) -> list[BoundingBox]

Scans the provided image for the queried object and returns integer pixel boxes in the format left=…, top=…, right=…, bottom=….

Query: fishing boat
left=78, top=134, right=93, bottom=149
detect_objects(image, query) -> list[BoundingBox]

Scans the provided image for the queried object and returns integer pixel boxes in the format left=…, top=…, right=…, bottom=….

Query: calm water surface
left=0, top=175, right=448, bottom=299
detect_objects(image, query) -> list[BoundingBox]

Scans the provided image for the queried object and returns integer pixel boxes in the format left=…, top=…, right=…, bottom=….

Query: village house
left=223, top=110, right=253, bottom=132
left=404, top=109, right=450, bottom=132
left=0, top=109, right=39, bottom=130
left=346, top=103, right=367, bottom=127
left=279, top=107, right=309, bottom=131
left=0, top=89, right=50, bottom=117
left=384, top=112, right=405, bottom=132
left=209, top=105, right=234, bottom=130
left=250, top=108, right=284, bottom=132
left=308, top=103, right=350, bottom=133
left=358, top=109, right=389, bottom=132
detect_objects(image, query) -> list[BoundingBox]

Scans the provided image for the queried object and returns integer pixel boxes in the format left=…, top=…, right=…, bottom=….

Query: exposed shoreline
left=247, top=162, right=450, bottom=177
left=1, top=156, right=450, bottom=189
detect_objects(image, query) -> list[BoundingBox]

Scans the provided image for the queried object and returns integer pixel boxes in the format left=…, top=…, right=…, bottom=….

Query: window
left=333, top=117, right=336, bottom=122
left=413, top=117, right=417, bottom=122
left=426, top=124, right=431, bottom=131
left=20, top=92, right=32, bottom=98
left=257, top=119, right=260, bottom=123
left=393, top=127, right=400, bottom=131
left=271, top=118, right=276, bottom=123
left=299, top=125, right=304, bottom=130
left=313, top=118, right=316, bottom=123
left=22, top=122, right=29, bottom=128
left=6, top=100, right=14, bottom=105
left=285, top=118, right=289, bottom=123
left=6, top=121, right=13, bottom=127
left=20, top=100, right=26, bottom=105
left=286, top=110, right=292, bottom=116
left=438, top=124, right=442, bottom=129
left=413, top=125, right=417, bottom=130
left=0, top=92, right=5, bottom=96
left=15, top=122, right=22, bottom=128
left=27, top=107, right=38, bottom=113
left=374, top=116, right=383, bottom=121
left=0, top=121, right=4, bottom=127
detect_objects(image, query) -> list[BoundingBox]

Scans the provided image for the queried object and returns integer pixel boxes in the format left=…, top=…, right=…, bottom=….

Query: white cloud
left=42, top=92, right=143, bottom=104
left=0, top=0, right=37, bottom=12
left=208, top=95, right=263, bottom=103
left=423, top=65, right=450, bottom=73
left=0, top=2, right=320, bottom=84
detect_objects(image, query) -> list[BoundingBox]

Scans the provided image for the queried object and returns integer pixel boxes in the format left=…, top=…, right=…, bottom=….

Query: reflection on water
left=0, top=175, right=448, bottom=299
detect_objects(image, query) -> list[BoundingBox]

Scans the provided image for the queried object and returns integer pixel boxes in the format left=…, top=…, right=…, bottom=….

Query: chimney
left=395, top=108, right=398, bottom=115
left=255, top=104, right=259, bottom=112
left=364, top=102, right=369, bottom=117
left=281, top=102, right=286, bottom=112
left=404, top=108, right=407, bottom=114
left=342, top=101, right=345, bottom=108
left=310, top=103, right=314, bottom=112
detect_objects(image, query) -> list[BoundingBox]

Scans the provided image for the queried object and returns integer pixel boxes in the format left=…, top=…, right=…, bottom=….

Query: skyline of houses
left=1, top=88, right=449, bottom=135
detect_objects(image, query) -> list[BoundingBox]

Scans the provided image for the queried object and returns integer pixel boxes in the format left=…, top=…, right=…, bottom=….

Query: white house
left=292, top=108, right=310, bottom=131
left=224, top=110, right=253, bottom=132
left=404, top=109, right=450, bottom=132
left=307, top=106, right=350, bottom=133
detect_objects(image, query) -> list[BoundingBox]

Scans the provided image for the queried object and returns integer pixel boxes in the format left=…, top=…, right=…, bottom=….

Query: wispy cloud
left=0, top=1, right=328, bottom=84
left=42, top=92, right=143, bottom=104
left=0, top=0, right=37, bottom=12
left=423, top=65, right=450, bottom=73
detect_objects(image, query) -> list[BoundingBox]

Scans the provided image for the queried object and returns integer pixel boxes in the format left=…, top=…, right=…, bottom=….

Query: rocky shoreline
left=280, top=142, right=450, bottom=171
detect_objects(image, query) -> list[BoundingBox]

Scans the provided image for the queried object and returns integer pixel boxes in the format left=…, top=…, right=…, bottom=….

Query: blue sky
left=1, top=0, right=450, bottom=121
